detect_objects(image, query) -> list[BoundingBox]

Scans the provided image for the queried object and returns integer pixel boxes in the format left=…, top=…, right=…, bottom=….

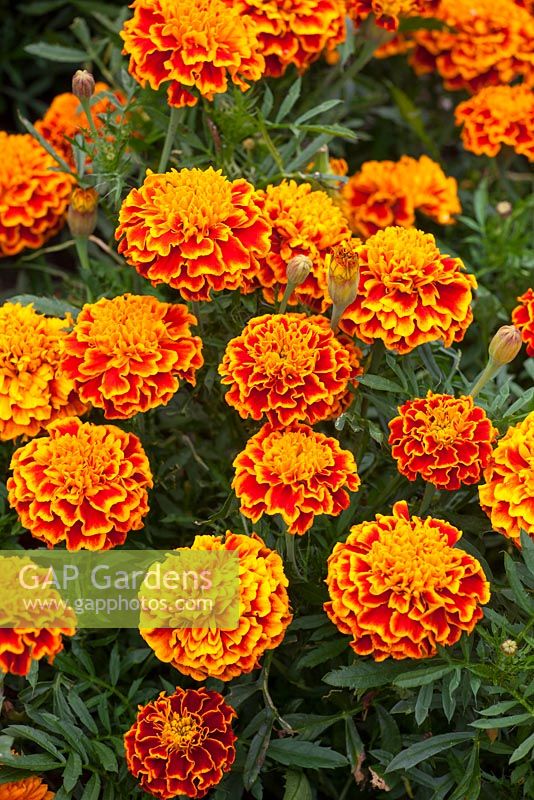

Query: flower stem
left=73, top=236, right=93, bottom=301
left=158, top=106, right=181, bottom=173
left=279, top=282, right=296, bottom=314
left=469, top=359, right=501, bottom=399
left=261, top=651, right=294, bottom=733
left=80, top=96, right=100, bottom=142
left=418, top=482, right=436, bottom=517
left=285, top=530, right=302, bottom=579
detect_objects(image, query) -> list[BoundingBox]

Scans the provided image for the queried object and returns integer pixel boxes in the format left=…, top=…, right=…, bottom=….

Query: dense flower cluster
left=389, top=392, right=497, bottom=490
left=233, top=423, right=360, bottom=534
left=0, top=132, right=74, bottom=258
left=219, top=313, right=354, bottom=426
left=342, top=155, right=460, bottom=238
left=124, top=687, right=236, bottom=799
left=455, top=85, right=534, bottom=161
left=339, top=227, right=476, bottom=354
left=512, top=288, right=534, bottom=355
left=120, top=0, right=265, bottom=107
left=0, top=302, right=85, bottom=441
left=35, top=81, right=124, bottom=166
left=8, top=417, right=153, bottom=551
left=230, top=0, right=346, bottom=77
left=409, top=0, right=534, bottom=92
left=252, top=180, right=351, bottom=309
left=479, top=411, right=534, bottom=546
left=347, top=0, right=439, bottom=31
left=116, top=168, right=270, bottom=301
left=61, top=294, right=203, bottom=418
left=0, top=778, right=55, bottom=800
left=324, top=501, right=490, bottom=659
left=140, top=531, right=292, bottom=680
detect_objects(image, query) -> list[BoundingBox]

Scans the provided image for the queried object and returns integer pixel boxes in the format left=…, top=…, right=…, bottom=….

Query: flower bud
left=327, top=240, right=360, bottom=310
left=242, top=137, right=256, bottom=152
left=286, top=255, right=312, bottom=287
left=488, top=325, right=522, bottom=366
left=500, top=639, right=518, bottom=656
left=67, top=187, right=98, bottom=238
left=72, top=69, right=95, bottom=99
left=496, top=200, right=512, bottom=218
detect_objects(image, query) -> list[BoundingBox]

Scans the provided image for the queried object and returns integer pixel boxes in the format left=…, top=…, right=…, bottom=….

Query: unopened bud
left=496, top=200, right=512, bottom=218
left=286, top=255, right=312, bottom=287
left=242, top=137, right=256, bottom=152
left=72, top=69, right=95, bottom=100
left=500, top=639, right=518, bottom=656
left=488, top=325, right=522, bottom=366
left=67, top=187, right=98, bottom=238
left=327, top=240, right=361, bottom=331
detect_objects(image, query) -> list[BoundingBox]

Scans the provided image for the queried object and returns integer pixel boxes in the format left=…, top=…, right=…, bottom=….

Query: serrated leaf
left=294, top=100, right=342, bottom=126
left=90, top=741, right=118, bottom=772
left=276, top=78, right=302, bottom=123
left=261, top=86, right=274, bottom=118
left=68, top=693, right=99, bottom=735
left=283, top=770, right=312, bottom=800
left=324, top=660, right=408, bottom=691
left=2, top=725, right=65, bottom=763
left=81, top=774, right=101, bottom=800
left=358, top=374, right=404, bottom=393
left=394, top=665, right=454, bottom=689
left=469, top=713, right=532, bottom=729
left=267, top=740, right=348, bottom=769
left=448, top=744, right=480, bottom=800
left=520, top=530, right=534, bottom=576
left=296, top=639, right=348, bottom=669
left=0, top=753, right=62, bottom=771
left=415, top=683, right=433, bottom=726
left=25, top=42, right=88, bottom=62
left=504, top=554, right=534, bottom=614
left=345, top=717, right=364, bottom=770
left=243, top=715, right=274, bottom=790
left=63, top=751, right=83, bottom=792
left=7, top=295, right=80, bottom=320
left=109, top=644, right=120, bottom=686
left=385, top=732, right=474, bottom=772
left=478, top=700, right=520, bottom=717
left=509, top=731, right=534, bottom=764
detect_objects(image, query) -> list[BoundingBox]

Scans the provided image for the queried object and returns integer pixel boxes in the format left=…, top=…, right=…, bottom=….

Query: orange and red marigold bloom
left=339, top=227, right=476, bottom=354
left=0, top=777, right=55, bottom=800
left=512, top=288, right=534, bottom=356
left=342, top=155, right=461, bottom=239
left=61, top=293, right=203, bottom=419
left=116, top=167, right=271, bottom=302
left=219, top=313, right=354, bottom=427
left=347, top=0, right=439, bottom=31
left=479, top=411, right=534, bottom=546
left=120, top=0, right=265, bottom=108
left=388, top=391, right=497, bottom=491
left=0, top=132, right=74, bottom=258
left=124, top=687, right=236, bottom=799
left=0, top=302, right=85, bottom=441
left=7, top=416, right=153, bottom=551
left=233, top=423, right=361, bottom=535
left=140, top=531, right=292, bottom=681
left=252, top=180, right=351, bottom=310
left=231, top=0, right=346, bottom=77
left=324, top=500, right=490, bottom=660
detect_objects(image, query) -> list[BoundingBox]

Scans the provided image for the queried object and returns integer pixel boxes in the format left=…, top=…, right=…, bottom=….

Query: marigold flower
left=116, top=168, right=270, bottom=302
left=0, top=777, right=55, bottom=800
left=324, top=500, right=490, bottom=660
left=455, top=85, right=534, bottom=162
left=388, top=392, right=497, bottom=491
left=253, top=180, right=351, bottom=310
left=233, top=423, right=360, bottom=535
left=347, top=0, right=439, bottom=31
left=0, top=556, right=76, bottom=676
left=124, top=687, right=236, bottom=800
left=512, top=288, right=534, bottom=356
left=219, top=313, right=354, bottom=426
left=479, top=411, right=534, bottom=546
left=61, top=294, right=203, bottom=419
left=399, top=155, right=461, bottom=225
left=0, top=133, right=74, bottom=258
left=339, top=227, right=476, bottom=354
left=0, top=303, right=85, bottom=441
left=410, top=0, right=534, bottom=92
left=8, top=416, right=153, bottom=551
left=120, top=0, right=265, bottom=108
left=309, top=314, right=364, bottom=419
left=230, top=0, right=346, bottom=77
left=35, top=82, right=124, bottom=167
left=140, top=531, right=292, bottom=681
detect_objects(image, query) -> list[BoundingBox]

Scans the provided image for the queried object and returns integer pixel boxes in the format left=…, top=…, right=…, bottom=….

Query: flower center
left=264, top=430, right=333, bottom=482
left=43, top=430, right=122, bottom=497
left=162, top=713, right=204, bottom=749
left=365, top=227, right=445, bottom=289
left=254, top=321, right=318, bottom=380
left=85, top=297, right=166, bottom=358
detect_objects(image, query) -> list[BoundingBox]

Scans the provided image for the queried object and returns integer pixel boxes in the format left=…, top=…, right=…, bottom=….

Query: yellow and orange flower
left=230, top=0, right=346, bottom=77
left=116, top=168, right=271, bottom=302
left=479, top=411, right=534, bottom=546
left=140, top=531, right=292, bottom=681
left=233, top=423, right=360, bottom=534
left=339, top=227, right=476, bottom=354
left=455, top=85, right=534, bottom=161
left=120, top=0, right=265, bottom=108
left=0, top=777, right=55, bottom=800
left=35, top=82, right=125, bottom=167
left=0, top=302, right=85, bottom=441
left=309, top=313, right=364, bottom=418
left=252, top=180, right=351, bottom=310
left=342, top=155, right=460, bottom=238
left=8, top=417, right=153, bottom=551
left=389, top=392, right=497, bottom=490
left=219, top=313, right=354, bottom=427
left=512, top=288, right=534, bottom=356
left=125, top=687, right=236, bottom=799
left=61, top=294, right=203, bottom=419
left=0, top=132, right=74, bottom=258
left=410, top=0, right=534, bottom=92
left=324, top=500, right=490, bottom=660
left=347, top=0, right=439, bottom=31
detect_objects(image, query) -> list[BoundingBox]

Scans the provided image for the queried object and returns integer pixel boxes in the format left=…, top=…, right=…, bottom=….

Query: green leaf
left=448, top=744, right=481, bottom=800
left=7, top=295, right=80, bottom=320
left=345, top=717, right=364, bottom=770
left=2, top=725, right=65, bottom=763
left=0, top=753, right=63, bottom=772
left=276, top=78, right=302, bottom=123
left=520, top=530, right=534, bottom=577
left=442, top=668, right=461, bottom=722
left=324, top=660, right=409, bottom=692
left=415, top=683, right=433, bottom=726
left=504, top=554, right=534, bottom=614
left=294, top=100, right=342, bottom=126
left=385, top=732, right=474, bottom=772
left=394, top=665, right=454, bottom=689
left=68, top=693, right=99, bottom=735
left=283, top=770, right=312, bottom=800
left=509, top=731, right=534, bottom=764
left=296, top=639, right=348, bottom=669
left=267, top=740, right=348, bottom=769
left=90, top=741, right=118, bottom=772
left=109, top=643, right=121, bottom=686
left=63, top=751, right=83, bottom=792
left=261, top=86, right=274, bottom=118
left=478, top=700, right=520, bottom=716
left=386, top=82, right=439, bottom=159
left=24, top=42, right=88, bottom=62
left=469, top=713, right=532, bottom=729
left=244, top=715, right=274, bottom=790
left=358, top=374, right=405, bottom=393
left=81, top=774, right=101, bottom=800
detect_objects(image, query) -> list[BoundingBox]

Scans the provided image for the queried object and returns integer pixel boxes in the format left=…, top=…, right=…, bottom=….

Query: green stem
left=470, top=359, right=500, bottom=399
left=74, top=236, right=93, bottom=301
left=158, top=107, right=181, bottom=173
left=279, top=281, right=296, bottom=314
left=418, top=482, right=437, bottom=517
left=256, top=115, right=284, bottom=173
left=261, top=651, right=294, bottom=732
left=285, top=530, right=301, bottom=578
left=330, top=304, right=344, bottom=333
left=80, top=96, right=100, bottom=141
